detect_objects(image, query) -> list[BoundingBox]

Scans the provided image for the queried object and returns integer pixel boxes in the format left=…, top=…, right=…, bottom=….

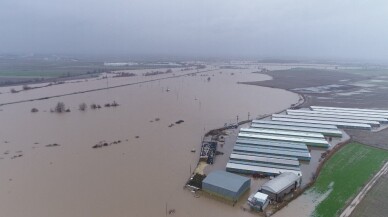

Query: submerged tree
left=79, top=102, right=87, bottom=111
left=54, top=102, right=66, bottom=113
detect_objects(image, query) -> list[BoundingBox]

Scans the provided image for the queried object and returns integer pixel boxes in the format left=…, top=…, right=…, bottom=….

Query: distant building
left=202, top=170, right=250, bottom=203
left=260, top=172, right=301, bottom=202
left=247, top=192, right=269, bottom=212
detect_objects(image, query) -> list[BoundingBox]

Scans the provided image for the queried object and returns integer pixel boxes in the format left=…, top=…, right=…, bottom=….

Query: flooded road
left=0, top=66, right=298, bottom=217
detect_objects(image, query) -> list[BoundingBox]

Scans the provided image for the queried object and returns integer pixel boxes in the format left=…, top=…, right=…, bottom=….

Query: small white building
left=247, top=192, right=269, bottom=211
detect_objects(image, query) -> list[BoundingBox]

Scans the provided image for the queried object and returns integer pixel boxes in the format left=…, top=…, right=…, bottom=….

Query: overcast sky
left=1, top=0, right=388, bottom=61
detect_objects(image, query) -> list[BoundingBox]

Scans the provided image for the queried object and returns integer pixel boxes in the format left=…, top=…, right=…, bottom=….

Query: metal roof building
left=236, top=138, right=308, bottom=151
left=272, top=114, right=380, bottom=127
left=228, top=159, right=300, bottom=171
left=287, top=109, right=388, bottom=120
left=230, top=153, right=300, bottom=167
left=284, top=111, right=388, bottom=124
left=271, top=117, right=372, bottom=130
left=232, top=151, right=299, bottom=161
left=311, top=106, right=388, bottom=115
left=260, top=172, right=301, bottom=201
left=202, top=170, right=251, bottom=202
left=233, top=145, right=311, bottom=161
left=238, top=132, right=329, bottom=147
left=226, top=162, right=302, bottom=176
left=240, top=127, right=324, bottom=139
left=252, top=120, right=338, bottom=130
left=250, top=123, right=343, bottom=137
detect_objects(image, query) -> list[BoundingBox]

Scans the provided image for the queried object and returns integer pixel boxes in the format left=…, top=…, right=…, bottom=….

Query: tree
left=55, top=102, right=66, bottom=113
left=23, top=85, right=31, bottom=90
left=79, top=103, right=87, bottom=111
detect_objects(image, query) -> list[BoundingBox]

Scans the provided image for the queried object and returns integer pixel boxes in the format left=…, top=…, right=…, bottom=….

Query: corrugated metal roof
left=202, top=170, right=250, bottom=193
left=238, top=132, right=329, bottom=147
left=261, top=172, right=301, bottom=194
left=230, top=153, right=300, bottom=167
left=286, top=110, right=388, bottom=123
left=273, top=114, right=380, bottom=126
left=287, top=109, right=388, bottom=119
left=311, top=108, right=388, bottom=119
left=235, top=144, right=308, bottom=154
left=236, top=138, right=308, bottom=150
left=232, top=151, right=298, bottom=161
left=226, top=162, right=302, bottom=176
left=233, top=145, right=311, bottom=160
left=240, top=127, right=324, bottom=138
left=228, top=159, right=300, bottom=171
left=311, top=106, right=388, bottom=114
left=252, top=120, right=338, bottom=129
left=271, top=117, right=372, bottom=130
left=250, top=124, right=343, bottom=137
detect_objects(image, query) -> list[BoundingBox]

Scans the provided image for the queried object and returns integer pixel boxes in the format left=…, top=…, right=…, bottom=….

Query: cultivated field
left=311, top=142, right=388, bottom=217
left=350, top=172, right=388, bottom=217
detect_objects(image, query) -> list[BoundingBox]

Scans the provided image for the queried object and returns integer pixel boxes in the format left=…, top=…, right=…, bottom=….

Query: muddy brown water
left=0, top=66, right=298, bottom=217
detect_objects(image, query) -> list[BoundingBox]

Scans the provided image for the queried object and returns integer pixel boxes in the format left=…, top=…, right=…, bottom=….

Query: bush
left=10, top=88, right=17, bottom=93
left=23, top=85, right=31, bottom=90
left=31, top=108, right=39, bottom=113
left=79, top=103, right=87, bottom=111
left=54, top=102, right=66, bottom=113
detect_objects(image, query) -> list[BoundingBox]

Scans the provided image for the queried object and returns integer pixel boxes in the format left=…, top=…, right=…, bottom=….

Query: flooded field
left=0, top=65, right=298, bottom=217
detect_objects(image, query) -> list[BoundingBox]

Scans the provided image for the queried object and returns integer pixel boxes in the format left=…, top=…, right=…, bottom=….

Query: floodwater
left=0, top=65, right=298, bottom=217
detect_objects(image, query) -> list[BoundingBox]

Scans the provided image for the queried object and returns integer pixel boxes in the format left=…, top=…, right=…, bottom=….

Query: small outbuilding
left=260, top=172, right=301, bottom=202
left=248, top=192, right=269, bottom=211
left=202, top=170, right=251, bottom=202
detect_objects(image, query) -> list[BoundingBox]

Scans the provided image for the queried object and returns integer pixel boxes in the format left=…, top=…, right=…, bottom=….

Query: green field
left=311, top=142, right=388, bottom=217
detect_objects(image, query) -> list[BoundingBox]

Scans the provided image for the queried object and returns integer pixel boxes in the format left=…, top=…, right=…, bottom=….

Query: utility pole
left=236, top=115, right=239, bottom=124
left=248, top=112, right=250, bottom=120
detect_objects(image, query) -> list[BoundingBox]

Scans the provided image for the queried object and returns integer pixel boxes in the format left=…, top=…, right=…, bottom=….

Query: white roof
left=261, top=172, right=301, bottom=194
left=273, top=114, right=380, bottom=126
left=250, top=123, right=343, bottom=136
left=240, top=127, right=324, bottom=138
left=285, top=111, right=387, bottom=123
left=287, top=109, right=388, bottom=119
left=252, top=120, right=338, bottom=129
left=226, top=162, right=302, bottom=176
left=253, top=192, right=268, bottom=203
left=230, top=153, right=300, bottom=166
left=238, top=132, right=329, bottom=147
left=311, top=106, right=388, bottom=114
left=271, top=117, right=372, bottom=129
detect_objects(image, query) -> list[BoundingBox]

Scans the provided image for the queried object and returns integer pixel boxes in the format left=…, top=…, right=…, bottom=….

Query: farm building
left=272, top=114, right=380, bottom=127
left=229, top=153, right=300, bottom=168
left=286, top=110, right=388, bottom=124
left=226, top=162, right=302, bottom=176
left=287, top=109, right=388, bottom=122
left=271, top=117, right=372, bottom=130
left=236, top=138, right=308, bottom=151
left=202, top=171, right=251, bottom=202
left=310, top=106, right=388, bottom=115
left=233, top=145, right=311, bottom=161
left=250, top=123, right=343, bottom=137
left=238, top=132, right=329, bottom=147
left=240, top=127, right=324, bottom=138
left=260, top=172, right=301, bottom=202
left=248, top=192, right=269, bottom=212
left=252, top=120, right=338, bottom=129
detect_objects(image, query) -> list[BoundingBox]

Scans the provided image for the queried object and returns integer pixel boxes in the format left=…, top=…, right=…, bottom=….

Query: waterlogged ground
left=0, top=65, right=299, bottom=217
